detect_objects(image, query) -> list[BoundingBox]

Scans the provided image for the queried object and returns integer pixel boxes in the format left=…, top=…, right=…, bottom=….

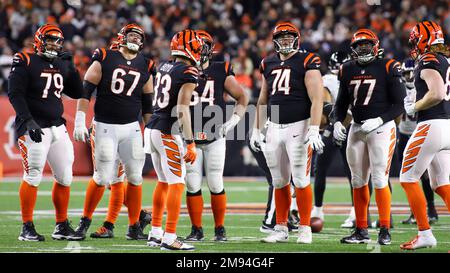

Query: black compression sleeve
left=142, top=93, right=153, bottom=114
left=82, top=80, right=97, bottom=100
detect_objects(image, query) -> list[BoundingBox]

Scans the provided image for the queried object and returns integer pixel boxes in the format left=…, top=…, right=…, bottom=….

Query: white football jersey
left=322, top=73, right=339, bottom=103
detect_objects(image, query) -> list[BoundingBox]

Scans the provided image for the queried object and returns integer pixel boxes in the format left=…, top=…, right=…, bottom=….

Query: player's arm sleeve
left=7, top=54, right=32, bottom=121
left=333, top=65, right=349, bottom=123
left=304, top=53, right=322, bottom=70
left=183, top=66, right=199, bottom=83
left=63, top=61, right=84, bottom=99
left=380, top=60, right=405, bottom=123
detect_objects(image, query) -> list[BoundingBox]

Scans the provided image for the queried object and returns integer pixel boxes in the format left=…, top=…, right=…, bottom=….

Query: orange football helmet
left=350, top=29, right=380, bottom=64
left=196, top=30, right=214, bottom=64
left=408, top=21, right=445, bottom=59
left=170, top=29, right=204, bottom=67
left=272, top=22, right=300, bottom=54
left=33, top=24, right=64, bottom=59
left=117, top=23, right=145, bottom=52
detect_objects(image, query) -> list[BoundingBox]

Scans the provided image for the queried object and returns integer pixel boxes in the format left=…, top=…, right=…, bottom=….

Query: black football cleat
left=126, top=222, right=146, bottom=240
left=139, top=209, right=152, bottom=230
left=185, top=225, right=204, bottom=242
left=90, top=222, right=114, bottom=239
left=428, top=206, right=439, bottom=224
left=214, top=226, right=227, bottom=242
left=73, top=216, right=91, bottom=241
left=18, top=221, right=45, bottom=242
left=340, top=228, right=371, bottom=244
left=52, top=220, right=77, bottom=240
left=401, top=213, right=416, bottom=225
left=377, top=227, right=391, bottom=245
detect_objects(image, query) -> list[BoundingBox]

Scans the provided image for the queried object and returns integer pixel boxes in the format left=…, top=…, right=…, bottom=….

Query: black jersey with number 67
left=260, top=51, right=321, bottom=124
left=91, top=48, right=154, bottom=124
left=334, top=58, right=406, bottom=124
left=146, top=61, right=199, bottom=134
left=190, top=61, right=234, bottom=144
left=8, top=51, right=83, bottom=137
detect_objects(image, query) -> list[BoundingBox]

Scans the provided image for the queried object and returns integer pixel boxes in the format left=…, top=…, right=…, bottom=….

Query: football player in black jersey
left=400, top=21, right=450, bottom=250
left=333, top=29, right=406, bottom=245
left=72, top=23, right=154, bottom=241
left=8, top=24, right=84, bottom=241
left=250, top=22, right=325, bottom=244
left=184, top=30, right=249, bottom=242
left=144, top=29, right=202, bottom=251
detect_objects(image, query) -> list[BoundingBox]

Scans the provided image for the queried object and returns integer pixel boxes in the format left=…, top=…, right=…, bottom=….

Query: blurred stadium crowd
left=0, top=0, right=449, bottom=100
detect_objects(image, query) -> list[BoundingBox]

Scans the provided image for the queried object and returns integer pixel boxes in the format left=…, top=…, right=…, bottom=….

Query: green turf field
left=0, top=179, right=448, bottom=253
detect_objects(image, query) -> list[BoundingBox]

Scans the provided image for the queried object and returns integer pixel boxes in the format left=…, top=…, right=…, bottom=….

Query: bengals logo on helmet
left=409, top=21, right=445, bottom=59
left=33, top=24, right=64, bottom=59
left=272, top=22, right=300, bottom=54
left=170, top=29, right=204, bottom=67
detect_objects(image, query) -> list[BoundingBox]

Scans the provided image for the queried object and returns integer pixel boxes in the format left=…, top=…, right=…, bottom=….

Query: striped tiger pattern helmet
left=170, top=29, right=204, bottom=67
left=350, top=29, right=380, bottom=64
left=408, top=21, right=445, bottom=59
left=33, top=24, right=64, bottom=59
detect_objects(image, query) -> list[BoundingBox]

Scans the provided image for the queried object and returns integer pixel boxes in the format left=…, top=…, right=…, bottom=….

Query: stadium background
left=0, top=0, right=449, bottom=177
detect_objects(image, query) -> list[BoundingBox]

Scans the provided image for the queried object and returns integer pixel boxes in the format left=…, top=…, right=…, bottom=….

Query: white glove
left=250, top=128, right=263, bottom=152
left=305, top=125, right=324, bottom=154
left=361, top=117, right=383, bottom=133
left=219, top=114, right=241, bottom=137
left=333, top=121, right=347, bottom=142
left=404, top=97, right=417, bottom=116
left=73, top=111, right=89, bottom=142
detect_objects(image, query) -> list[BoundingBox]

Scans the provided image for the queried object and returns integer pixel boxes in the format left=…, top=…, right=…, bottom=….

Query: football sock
left=296, top=184, right=313, bottom=226
left=125, top=183, right=142, bottom=225
left=152, top=181, right=168, bottom=227
left=353, top=184, right=370, bottom=229
left=105, top=182, right=124, bottom=224
left=211, top=191, right=226, bottom=228
left=82, top=178, right=105, bottom=219
left=19, top=180, right=37, bottom=223
left=375, top=185, right=391, bottom=228
left=275, top=184, right=291, bottom=225
left=435, top=184, right=450, bottom=212
left=186, top=191, right=203, bottom=228
left=52, top=182, right=70, bottom=223
left=165, top=183, right=184, bottom=234
left=401, top=182, right=430, bottom=231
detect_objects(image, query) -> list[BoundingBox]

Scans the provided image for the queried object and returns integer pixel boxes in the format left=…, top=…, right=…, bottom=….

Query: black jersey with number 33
left=8, top=51, right=83, bottom=136
left=335, top=58, right=406, bottom=124
left=260, top=51, right=321, bottom=124
left=146, top=61, right=199, bottom=134
left=92, top=48, right=154, bottom=124
left=414, top=52, right=450, bottom=122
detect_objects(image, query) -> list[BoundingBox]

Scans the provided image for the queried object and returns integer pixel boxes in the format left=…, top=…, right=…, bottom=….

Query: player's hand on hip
left=333, top=121, right=347, bottom=142
left=361, top=117, right=383, bottom=133
left=219, top=114, right=241, bottom=137
left=249, top=128, right=263, bottom=152
left=305, top=125, right=324, bottom=154
left=184, top=142, right=197, bottom=164
left=25, top=119, right=44, bottom=143
left=73, top=111, right=89, bottom=142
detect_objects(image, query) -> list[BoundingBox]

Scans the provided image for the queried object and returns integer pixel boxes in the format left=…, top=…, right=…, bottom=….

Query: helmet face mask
left=117, top=24, right=145, bottom=53
left=274, top=33, right=298, bottom=55
left=351, top=40, right=378, bottom=64
left=42, top=34, right=64, bottom=59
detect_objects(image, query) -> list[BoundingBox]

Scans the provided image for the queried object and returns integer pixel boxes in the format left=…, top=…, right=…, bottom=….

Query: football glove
left=305, top=125, right=324, bottom=154
left=73, top=111, right=89, bottom=143
left=219, top=114, right=240, bottom=137
left=404, top=97, right=417, bottom=116
left=25, top=119, right=44, bottom=143
left=361, top=117, right=383, bottom=133
left=249, top=128, right=263, bottom=152
left=333, top=121, right=347, bottom=142
left=184, top=142, right=197, bottom=164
